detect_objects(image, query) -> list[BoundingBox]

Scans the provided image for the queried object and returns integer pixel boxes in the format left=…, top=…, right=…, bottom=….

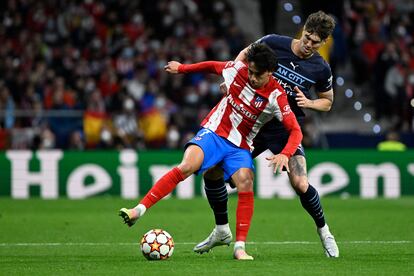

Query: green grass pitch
left=1, top=197, right=413, bottom=275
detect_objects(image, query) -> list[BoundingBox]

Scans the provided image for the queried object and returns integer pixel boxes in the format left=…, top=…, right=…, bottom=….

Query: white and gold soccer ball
left=140, top=229, right=174, bottom=260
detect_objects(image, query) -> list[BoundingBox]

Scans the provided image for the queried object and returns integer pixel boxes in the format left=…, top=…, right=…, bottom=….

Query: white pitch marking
left=0, top=241, right=411, bottom=247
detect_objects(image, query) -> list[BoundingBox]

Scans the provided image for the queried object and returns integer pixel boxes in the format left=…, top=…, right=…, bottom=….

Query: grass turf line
left=0, top=197, right=413, bottom=275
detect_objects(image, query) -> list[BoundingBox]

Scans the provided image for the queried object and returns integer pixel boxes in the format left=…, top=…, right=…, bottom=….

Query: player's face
left=299, top=30, right=324, bottom=57
left=247, top=62, right=271, bottom=89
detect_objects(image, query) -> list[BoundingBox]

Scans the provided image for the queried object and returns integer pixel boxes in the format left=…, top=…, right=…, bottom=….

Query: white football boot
left=193, top=228, right=232, bottom=254
left=317, top=224, right=339, bottom=258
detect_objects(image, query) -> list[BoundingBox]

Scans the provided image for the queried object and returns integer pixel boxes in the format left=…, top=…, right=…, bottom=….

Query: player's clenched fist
left=164, top=61, right=181, bottom=74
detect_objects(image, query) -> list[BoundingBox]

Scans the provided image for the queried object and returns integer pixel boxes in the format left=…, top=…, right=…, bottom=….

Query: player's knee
left=235, top=173, right=253, bottom=192
left=291, top=178, right=308, bottom=194
left=177, top=163, right=196, bottom=178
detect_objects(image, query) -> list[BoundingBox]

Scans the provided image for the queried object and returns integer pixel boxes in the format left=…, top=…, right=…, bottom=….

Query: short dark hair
left=246, top=43, right=277, bottom=73
left=304, top=11, right=336, bottom=40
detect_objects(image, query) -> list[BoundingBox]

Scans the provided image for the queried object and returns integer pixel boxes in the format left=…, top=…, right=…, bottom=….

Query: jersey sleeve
left=257, top=34, right=281, bottom=51
left=276, top=93, right=303, bottom=157
left=314, top=61, right=333, bottom=92
left=178, top=61, right=227, bottom=75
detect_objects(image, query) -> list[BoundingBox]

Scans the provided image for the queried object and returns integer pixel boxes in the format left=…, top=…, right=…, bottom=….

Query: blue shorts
left=185, top=128, right=254, bottom=181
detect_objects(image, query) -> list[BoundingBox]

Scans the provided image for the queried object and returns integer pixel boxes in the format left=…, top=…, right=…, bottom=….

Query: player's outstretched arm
left=164, top=61, right=182, bottom=74
left=164, top=60, right=228, bottom=75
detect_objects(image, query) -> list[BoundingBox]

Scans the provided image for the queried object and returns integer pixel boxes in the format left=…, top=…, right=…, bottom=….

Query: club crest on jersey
left=254, top=96, right=264, bottom=108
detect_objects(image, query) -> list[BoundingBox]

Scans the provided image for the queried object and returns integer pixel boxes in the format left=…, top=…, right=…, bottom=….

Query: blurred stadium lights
left=373, top=124, right=381, bottom=134
left=345, top=89, right=353, bottom=98
left=354, top=101, right=362, bottom=111
left=363, top=113, right=372, bottom=123
left=283, top=2, right=293, bottom=12
left=336, top=76, right=344, bottom=86
left=292, top=15, right=301, bottom=24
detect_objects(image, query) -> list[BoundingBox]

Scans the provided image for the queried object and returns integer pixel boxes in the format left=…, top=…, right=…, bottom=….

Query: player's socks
left=236, top=191, right=254, bottom=242
left=204, top=177, right=229, bottom=225
left=233, top=241, right=254, bottom=260
left=299, top=184, right=325, bottom=228
left=120, top=167, right=184, bottom=227
left=140, top=167, right=185, bottom=209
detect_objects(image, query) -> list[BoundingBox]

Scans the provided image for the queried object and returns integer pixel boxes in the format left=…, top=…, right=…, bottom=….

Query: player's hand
left=219, top=82, right=228, bottom=94
left=266, top=154, right=290, bottom=174
left=164, top=61, right=181, bottom=74
left=295, top=86, right=312, bottom=108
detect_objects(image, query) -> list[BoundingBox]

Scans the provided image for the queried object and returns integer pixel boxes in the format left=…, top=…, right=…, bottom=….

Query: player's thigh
left=222, top=147, right=254, bottom=181
left=179, top=145, right=205, bottom=177
left=203, top=165, right=224, bottom=180
left=288, top=155, right=309, bottom=192
left=231, top=168, right=254, bottom=192
left=183, top=128, right=227, bottom=177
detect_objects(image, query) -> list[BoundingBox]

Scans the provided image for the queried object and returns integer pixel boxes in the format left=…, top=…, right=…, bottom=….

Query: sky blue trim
left=278, top=63, right=316, bottom=83
left=274, top=73, right=305, bottom=89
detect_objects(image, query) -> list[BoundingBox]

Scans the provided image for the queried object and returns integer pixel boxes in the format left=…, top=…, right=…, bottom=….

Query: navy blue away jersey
left=254, top=34, right=333, bottom=138
left=258, top=34, right=333, bottom=118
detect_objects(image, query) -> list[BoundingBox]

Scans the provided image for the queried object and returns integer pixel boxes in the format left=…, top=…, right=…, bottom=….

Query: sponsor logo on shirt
left=290, top=61, right=299, bottom=70
left=228, top=95, right=258, bottom=120
left=282, top=104, right=291, bottom=116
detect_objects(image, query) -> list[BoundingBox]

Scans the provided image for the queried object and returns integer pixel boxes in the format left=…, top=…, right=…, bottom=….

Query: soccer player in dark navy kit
left=196, top=10, right=339, bottom=258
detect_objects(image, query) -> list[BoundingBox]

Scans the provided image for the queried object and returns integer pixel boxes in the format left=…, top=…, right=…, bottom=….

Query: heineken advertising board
left=0, top=150, right=413, bottom=199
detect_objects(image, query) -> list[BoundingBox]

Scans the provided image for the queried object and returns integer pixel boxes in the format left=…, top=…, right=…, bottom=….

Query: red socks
left=236, top=191, right=254, bottom=241
left=140, top=167, right=185, bottom=209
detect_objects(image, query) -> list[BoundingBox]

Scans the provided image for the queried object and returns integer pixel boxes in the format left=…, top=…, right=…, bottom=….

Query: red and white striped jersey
left=178, top=60, right=301, bottom=157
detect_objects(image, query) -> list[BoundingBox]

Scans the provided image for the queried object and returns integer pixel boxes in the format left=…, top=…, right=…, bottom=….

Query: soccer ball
left=140, top=229, right=174, bottom=260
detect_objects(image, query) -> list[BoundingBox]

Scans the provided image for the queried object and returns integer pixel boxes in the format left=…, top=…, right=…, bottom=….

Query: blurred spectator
left=377, top=131, right=407, bottom=151
left=68, top=130, right=85, bottom=151
left=0, top=0, right=249, bottom=150
left=112, top=97, right=144, bottom=148
left=0, top=86, right=15, bottom=129
left=166, top=124, right=180, bottom=149
left=384, top=53, right=413, bottom=130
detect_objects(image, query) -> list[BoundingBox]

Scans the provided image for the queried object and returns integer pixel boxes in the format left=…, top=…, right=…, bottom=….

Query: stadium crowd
left=0, top=0, right=413, bottom=150
left=344, top=0, right=414, bottom=131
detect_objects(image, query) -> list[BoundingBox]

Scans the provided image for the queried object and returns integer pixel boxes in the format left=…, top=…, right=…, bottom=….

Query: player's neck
left=291, top=39, right=313, bottom=59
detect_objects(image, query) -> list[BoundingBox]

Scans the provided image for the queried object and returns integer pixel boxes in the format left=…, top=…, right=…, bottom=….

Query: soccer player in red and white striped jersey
left=119, top=43, right=302, bottom=260
left=178, top=58, right=300, bottom=155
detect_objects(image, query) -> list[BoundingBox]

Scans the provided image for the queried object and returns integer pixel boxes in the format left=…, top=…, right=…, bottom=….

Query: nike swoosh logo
left=234, top=82, right=242, bottom=87
left=220, top=235, right=231, bottom=241
left=239, top=223, right=248, bottom=227
left=150, top=192, right=158, bottom=199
